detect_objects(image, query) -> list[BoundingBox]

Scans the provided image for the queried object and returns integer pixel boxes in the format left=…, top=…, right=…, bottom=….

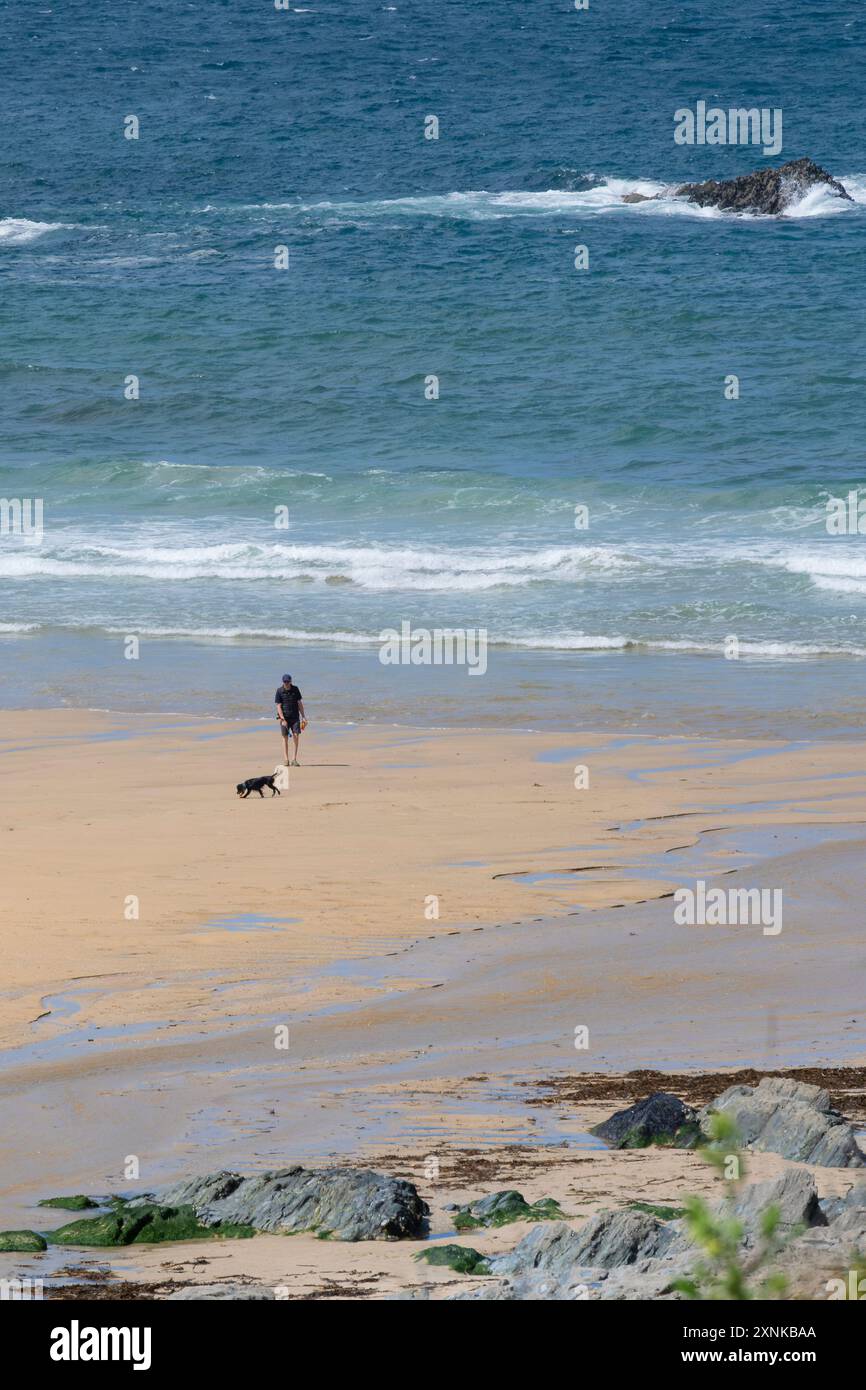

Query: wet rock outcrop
left=591, top=1076, right=864, bottom=1167
left=142, top=1167, right=430, bottom=1241
left=590, top=1092, right=699, bottom=1149
left=675, top=158, right=851, bottom=214
left=622, top=160, right=852, bottom=215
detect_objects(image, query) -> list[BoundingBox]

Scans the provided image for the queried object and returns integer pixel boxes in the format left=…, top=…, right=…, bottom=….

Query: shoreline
left=6, top=630, right=866, bottom=740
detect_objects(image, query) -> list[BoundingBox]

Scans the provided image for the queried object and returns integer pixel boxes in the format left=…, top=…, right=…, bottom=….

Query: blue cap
left=282, top=674, right=292, bottom=682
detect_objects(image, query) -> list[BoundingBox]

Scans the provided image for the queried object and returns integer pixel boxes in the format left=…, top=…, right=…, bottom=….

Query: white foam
left=782, top=183, right=854, bottom=218
left=236, top=173, right=861, bottom=223
left=104, top=624, right=378, bottom=644
left=512, top=634, right=866, bottom=658
left=760, top=547, right=866, bottom=593
left=0, top=539, right=637, bottom=590
left=840, top=173, right=866, bottom=205
left=49, top=623, right=866, bottom=660
left=507, top=633, right=632, bottom=650
left=0, top=217, right=66, bottom=245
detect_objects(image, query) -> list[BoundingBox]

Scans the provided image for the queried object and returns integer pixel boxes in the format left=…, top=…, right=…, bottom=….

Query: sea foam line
left=5, top=621, right=866, bottom=660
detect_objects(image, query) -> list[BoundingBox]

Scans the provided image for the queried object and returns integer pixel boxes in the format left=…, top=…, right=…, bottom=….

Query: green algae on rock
left=38, top=1195, right=99, bottom=1212
left=0, top=1230, right=48, bottom=1252
left=590, top=1093, right=700, bottom=1150
left=47, top=1203, right=256, bottom=1247
left=627, top=1201, right=687, bottom=1222
left=453, top=1190, right=564, bottom=1231
left=415, top=1244, right=490, bottom=1274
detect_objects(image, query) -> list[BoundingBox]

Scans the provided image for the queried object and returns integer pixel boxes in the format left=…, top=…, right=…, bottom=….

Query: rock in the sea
left=591, top=1091, right=699, bottom=1149
left=167, top=1284, right=275, bottom=1300
left=675, top=158, right=851, bottom=214
left=145, top=1167, right=429, bottom=1241
left=700, top=1077, right=864, bottom=1168
left=0, top=1229, right=48, bottom=1252
left=453, top=1190, right=563, bottom=1230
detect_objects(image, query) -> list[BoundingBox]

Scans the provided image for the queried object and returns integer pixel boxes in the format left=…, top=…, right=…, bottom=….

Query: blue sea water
left=1, top=0, right=865, bottom=727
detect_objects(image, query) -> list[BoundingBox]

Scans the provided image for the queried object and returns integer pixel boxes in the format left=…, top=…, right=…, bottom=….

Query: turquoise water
left=1, top=2, right=865, bottom=726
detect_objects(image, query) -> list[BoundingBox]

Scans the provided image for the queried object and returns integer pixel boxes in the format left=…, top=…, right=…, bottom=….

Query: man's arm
left=298, top=699, right=307, bottom=727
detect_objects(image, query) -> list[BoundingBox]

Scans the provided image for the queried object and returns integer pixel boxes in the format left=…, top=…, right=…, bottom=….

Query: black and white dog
left=236, top=775, right=281, bottom=798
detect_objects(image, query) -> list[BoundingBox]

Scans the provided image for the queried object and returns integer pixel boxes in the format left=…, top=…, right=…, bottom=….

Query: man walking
left=274, top=674, right=307, bottom=766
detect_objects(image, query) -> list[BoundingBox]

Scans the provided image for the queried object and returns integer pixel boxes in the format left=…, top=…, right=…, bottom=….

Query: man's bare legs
left=280, top=721, right=301, bottom=766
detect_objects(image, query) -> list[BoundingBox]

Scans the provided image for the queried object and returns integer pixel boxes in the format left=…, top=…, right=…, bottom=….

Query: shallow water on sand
left=6, top=630, right=866, bottom=740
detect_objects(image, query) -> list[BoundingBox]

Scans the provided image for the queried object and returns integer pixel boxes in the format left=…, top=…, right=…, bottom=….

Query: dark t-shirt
left=274, top=684, right=302, bottom=723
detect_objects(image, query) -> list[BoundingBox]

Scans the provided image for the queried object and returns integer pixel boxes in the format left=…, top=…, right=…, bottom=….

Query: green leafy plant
left=672, top=1112, right=788, bottom=1301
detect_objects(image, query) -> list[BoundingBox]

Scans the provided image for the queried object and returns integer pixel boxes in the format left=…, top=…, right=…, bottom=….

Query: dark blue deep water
left=0, top=1, right=865, bottom=724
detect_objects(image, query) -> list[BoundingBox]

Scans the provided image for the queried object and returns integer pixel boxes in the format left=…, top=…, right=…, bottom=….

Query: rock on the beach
left=453, top=1190, right=563, bottom=1230
left=453, top=1225, right=604, bottom=1301
left=454, top=1217, right=691, bottom=1300
left=167, top=1284, right=275, bottom=1300
left=48, top=1202, right=256, bottom=1247
left=453, top=1268, right=600, bottom=1300
left=777, top=1188, right=866, bottom=1297
left=416, top=1244, right=490, bottom=1274
left=0, top=1229, right=48, bottom=1252
left=675, top=158, right=852, bottom=214
left=564, top=1207, right=679, bottom=1267
left=709, top=1168, right=823, bottom=1247
left=487, top=1221, right=588, bottom=1281
left=38, top=1195, right=99, bottom=1212
left=590, top=1091, right=699, bottom=1149
left=146, top=1167, right=429, bottom=1241
left=811, top=1180, right=866, bottom=1238
left=454, top=1170, right=830, bottom=1301
left=700, top=1076, right=865, bottom=1168
left=488, top=1211, right=674, bottom=1276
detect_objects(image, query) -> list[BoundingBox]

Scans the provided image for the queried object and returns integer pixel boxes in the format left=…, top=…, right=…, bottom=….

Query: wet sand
left=1, top=710, right=865, bottom=1288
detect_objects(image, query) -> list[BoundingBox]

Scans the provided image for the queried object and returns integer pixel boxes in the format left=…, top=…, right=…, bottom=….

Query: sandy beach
left=5, top=0, right=866, bottom=1342
left=28, top=1122, right=866, bottom=1303
left=0, top=709, right=864, bottom=1296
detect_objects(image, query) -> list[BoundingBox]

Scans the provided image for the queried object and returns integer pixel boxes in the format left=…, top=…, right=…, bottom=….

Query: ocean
left=1, top=0, right=865, bottom=732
